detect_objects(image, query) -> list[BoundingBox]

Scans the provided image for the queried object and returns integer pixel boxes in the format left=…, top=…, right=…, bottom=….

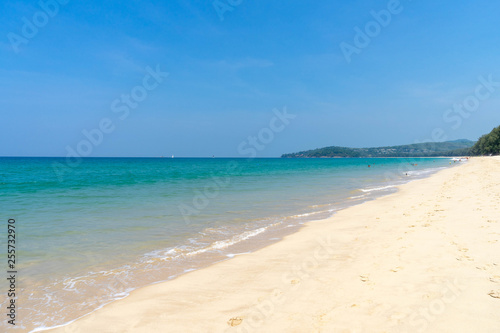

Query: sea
left=0, top=156, right=457, bottom=332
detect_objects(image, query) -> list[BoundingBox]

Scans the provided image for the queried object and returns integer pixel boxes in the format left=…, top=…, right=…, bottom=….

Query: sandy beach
left=50, top=157, right=500, bottom=333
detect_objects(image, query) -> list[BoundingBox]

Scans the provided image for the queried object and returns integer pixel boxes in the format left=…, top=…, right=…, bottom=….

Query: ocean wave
left=349, top=194, right=368, bottom=199
left=407, top=167, right=447, bottom=177
left=226, top=252, right=251, bottom=258
left=183, top=226, right=270, bottom=256
left=360, top=185, right=396, bottom=193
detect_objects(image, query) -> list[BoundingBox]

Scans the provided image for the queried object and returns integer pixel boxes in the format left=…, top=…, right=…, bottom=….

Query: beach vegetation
left=470, top=125, right=500, bottom=156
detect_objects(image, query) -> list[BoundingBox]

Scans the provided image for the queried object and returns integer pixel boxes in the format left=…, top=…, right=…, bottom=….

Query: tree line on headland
left=469, top=125, right=500, bottom=156
left=281, top=126, right=500, bottom=158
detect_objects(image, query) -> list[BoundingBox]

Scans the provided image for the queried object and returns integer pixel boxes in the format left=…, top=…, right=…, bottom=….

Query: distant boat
left=172, top=155, right=174, bottom=158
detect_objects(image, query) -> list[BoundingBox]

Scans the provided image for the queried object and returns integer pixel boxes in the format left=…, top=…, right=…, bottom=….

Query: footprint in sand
left=490, top=276, right=500, bottom=284
left=488, top=291, right=500, bottom=299
left=360, top=275, right=369, bottom=282
left=457, top=255, right=474, bottom=261
left=291, top=279, right=301, bottom=285
left=227, top=317, right=243, bottom=327
left=390, top=266, right=403, bottom=272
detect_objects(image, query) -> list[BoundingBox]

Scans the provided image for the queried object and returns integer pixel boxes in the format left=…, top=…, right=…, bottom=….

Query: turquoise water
left=0, top=157, right=454, bottom=331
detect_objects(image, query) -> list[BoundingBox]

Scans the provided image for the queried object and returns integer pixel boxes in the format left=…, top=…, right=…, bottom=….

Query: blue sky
left=1, top=0, right=499, bottom=157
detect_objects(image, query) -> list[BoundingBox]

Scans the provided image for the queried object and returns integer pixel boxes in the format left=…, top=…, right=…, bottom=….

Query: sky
left=1, top=0, right=499, bottom=157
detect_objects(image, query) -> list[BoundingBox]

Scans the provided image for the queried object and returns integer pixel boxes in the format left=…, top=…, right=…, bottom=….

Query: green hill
left=470, top=126, right=500, bottom=156
left=281, top=140, right=475, bottom=158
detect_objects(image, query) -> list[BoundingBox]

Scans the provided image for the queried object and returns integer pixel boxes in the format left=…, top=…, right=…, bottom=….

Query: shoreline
left=48, top=157, right=500, bottom=332
left=3, top=158, right=452, bottom=333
